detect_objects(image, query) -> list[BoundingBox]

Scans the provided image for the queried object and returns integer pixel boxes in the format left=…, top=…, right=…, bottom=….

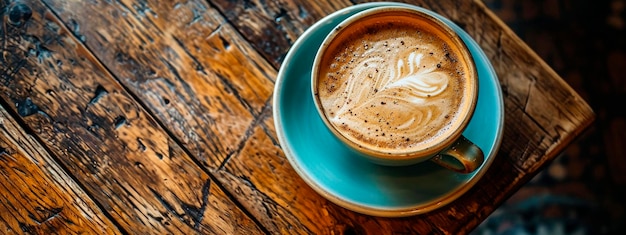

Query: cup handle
left=430, top=136, right=484, bottom=174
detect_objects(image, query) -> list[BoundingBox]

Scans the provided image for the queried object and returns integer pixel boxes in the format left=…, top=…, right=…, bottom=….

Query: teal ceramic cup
left=273, top=2, right=503, bottom=216
left=311, top=6, right=484, bottom=173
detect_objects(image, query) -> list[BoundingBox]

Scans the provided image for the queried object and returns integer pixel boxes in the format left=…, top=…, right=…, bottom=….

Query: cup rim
left=272, top=1, right=504, bottom=217
left=311, top=6, right=479, bottom=163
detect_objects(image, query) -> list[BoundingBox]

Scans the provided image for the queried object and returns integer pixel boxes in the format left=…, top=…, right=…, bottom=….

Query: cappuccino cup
left=311, top=6, right=484, bottom=173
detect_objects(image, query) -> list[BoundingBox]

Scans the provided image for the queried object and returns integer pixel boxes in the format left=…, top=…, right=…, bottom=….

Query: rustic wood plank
left=458, top=0, right=596, bottom=170
left=0, top=0, right=264, bottom=233
left=211, top=0, right=595, bottom=234
left=43, top=0, right=276, bottom=168
left=210, top=0, right=353, bottom=68
left=0, top=106, right=120, bottom=234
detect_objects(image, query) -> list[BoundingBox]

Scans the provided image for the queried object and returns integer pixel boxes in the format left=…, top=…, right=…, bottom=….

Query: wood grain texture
left=43, top=0, right=276, bottom=169
left=210, top=0, right=353, bottom=68
left=0, top=106, right=120, bottom=234
left=457, top=1, right=596, bottom=170
left=0, top=0, right=263, bottom=233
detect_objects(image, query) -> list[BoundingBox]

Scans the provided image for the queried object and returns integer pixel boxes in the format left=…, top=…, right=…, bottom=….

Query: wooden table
left=0, top=0, right=595, bottom=234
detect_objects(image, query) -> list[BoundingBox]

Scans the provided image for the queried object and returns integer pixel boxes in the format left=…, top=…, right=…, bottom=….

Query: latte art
left=317, top=21, right=470, bottom=153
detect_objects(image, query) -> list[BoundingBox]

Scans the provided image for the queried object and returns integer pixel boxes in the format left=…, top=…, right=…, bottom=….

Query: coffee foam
left=317, top=20, right=471, bottom=154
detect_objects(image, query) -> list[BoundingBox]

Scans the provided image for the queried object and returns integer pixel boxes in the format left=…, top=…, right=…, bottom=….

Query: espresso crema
left=315, top=18, right=475, bottom=154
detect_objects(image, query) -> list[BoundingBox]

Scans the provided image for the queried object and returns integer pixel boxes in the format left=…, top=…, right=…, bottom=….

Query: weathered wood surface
left=0, top=0, right=263, bottom=234
left=0, top=106, right=120, bottom=234
left=0, top=0, right=595, bottom=234
left=43, top=0, right=276, bottom=169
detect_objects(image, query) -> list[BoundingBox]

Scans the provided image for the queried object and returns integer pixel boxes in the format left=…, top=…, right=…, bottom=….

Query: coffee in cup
left=312, top=6, right=484, bottom=173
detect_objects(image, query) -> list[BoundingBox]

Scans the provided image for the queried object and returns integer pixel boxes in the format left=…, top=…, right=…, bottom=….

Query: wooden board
left=43, top=0, right=276, bottom=169
left=211, top=0, right=353, bottom=68
left=0, top=0, right=264, bottom=233
left=0, top=106, right=120, bottom=234
left=0, top=0, right=595, bottom=234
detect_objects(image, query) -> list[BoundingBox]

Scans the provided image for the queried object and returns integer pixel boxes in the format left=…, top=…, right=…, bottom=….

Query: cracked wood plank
left=0, top=105, right=120, bottom=234
left=0, top=0, right=263, bottom=233
left=43, top=0, right=276, bottom=169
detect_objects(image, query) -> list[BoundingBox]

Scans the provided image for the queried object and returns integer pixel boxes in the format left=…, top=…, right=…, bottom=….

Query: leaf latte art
left=317, top=22, right=469, bottom=153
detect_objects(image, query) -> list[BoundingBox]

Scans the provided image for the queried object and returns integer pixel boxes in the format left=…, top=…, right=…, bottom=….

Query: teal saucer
left=273, top=2, right=504, bottom=217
